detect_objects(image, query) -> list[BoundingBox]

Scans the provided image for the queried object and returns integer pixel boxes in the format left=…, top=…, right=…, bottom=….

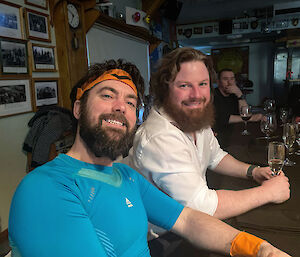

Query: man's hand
left=252, top=166, right=273, bottom=184
left=258, top=241, right=291, bottom=257
left=226, top=83, right=243, bottom=97
left=261, top=174, right=290, bottom=204
left=250, top=113, right=263, bottom=122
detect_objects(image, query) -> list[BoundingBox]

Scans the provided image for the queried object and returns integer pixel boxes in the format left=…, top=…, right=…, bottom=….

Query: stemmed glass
left=279, top=107, right=289, bottom=126
left=264, top=99, right=276, bottom=113
left=259, top=113, right=277, bottom=139
left=240, top=105, right=252, bottom=136
left=282, top=123, right=296, bottom=166
left=268, top=141, right=285, bottom=176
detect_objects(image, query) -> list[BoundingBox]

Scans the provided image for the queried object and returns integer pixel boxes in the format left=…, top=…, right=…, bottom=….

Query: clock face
left=67, top=3, right=80, bottom=29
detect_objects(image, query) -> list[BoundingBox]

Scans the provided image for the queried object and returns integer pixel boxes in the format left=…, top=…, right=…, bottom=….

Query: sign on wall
left=211, top=46, right=249, bottom=79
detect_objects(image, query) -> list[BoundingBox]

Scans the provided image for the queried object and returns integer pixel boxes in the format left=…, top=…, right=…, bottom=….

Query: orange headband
left=76, top=69, right=137, bottom=100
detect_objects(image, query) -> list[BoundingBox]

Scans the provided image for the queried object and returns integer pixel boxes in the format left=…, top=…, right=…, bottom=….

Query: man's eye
left=199, top=82, right=208, bottom=86
left=102, top=94, right=112, bottom=99
left=178, top=84, right=189, bottom=88
left=127, top=101, right=136, bottom=108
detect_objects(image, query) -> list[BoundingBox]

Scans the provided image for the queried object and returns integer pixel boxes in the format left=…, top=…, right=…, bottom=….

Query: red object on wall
left=132, top=12, right=141, bottom=22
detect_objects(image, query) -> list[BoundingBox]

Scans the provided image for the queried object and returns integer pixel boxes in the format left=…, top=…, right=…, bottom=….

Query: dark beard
left=79, top=112, right=136, bottom=161
left=163, top=97, right=215, bottom=133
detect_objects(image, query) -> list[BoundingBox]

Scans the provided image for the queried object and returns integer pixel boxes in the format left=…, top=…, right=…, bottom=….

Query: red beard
left=163, top=97, right=215, bottom=133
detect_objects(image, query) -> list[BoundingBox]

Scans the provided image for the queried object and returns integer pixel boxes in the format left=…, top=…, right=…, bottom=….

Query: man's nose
left=190, top=86, right=201, bottom=99
left=225, top=81, right=231, bottom=87
left=112, top=99, right=126, bottom=113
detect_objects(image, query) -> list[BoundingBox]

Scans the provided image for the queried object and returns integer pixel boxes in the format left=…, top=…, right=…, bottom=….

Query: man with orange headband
left=9, top=60, right=290, bottom=257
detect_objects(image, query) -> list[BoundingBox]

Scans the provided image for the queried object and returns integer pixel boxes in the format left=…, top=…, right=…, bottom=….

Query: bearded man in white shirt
left=124, top=47, right=290, bottom=256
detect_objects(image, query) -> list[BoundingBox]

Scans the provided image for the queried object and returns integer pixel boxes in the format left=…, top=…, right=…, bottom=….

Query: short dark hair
left=150, top=47, right=216, bottom=106
left=217, top=68, right=235, bottom=80
left=70, top=59, right=145, bottom=110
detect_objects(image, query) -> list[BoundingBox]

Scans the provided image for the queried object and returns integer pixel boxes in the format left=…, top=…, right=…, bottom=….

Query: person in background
left=9, top=60, right=290, bottom=257
left=214, top=68, right=262, bottom=147
left=124, top=48, right=290, bottom=256
left=288, top=82, right=300, bottom=122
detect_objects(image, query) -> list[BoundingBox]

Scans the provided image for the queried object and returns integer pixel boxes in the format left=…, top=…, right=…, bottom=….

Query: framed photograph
left=0, top=37, right=28, bottom=75
left=25, top=0, right=48, bottom=10
left=25, top=8, right=51, bottom=42
left=31, top=43, right=56, bottom=71
left=0, top=1, right=23, bottom=39
left=33, top=78, right=58, bottom=110
left=0, top=79, right=32, bottom=117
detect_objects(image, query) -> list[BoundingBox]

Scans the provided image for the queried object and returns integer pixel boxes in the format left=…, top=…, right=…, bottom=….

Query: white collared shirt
left=124, top=106, right=227, bottom=216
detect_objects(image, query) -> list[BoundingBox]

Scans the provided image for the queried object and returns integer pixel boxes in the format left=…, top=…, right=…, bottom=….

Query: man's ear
left=73, top=100, right=81, bottom=120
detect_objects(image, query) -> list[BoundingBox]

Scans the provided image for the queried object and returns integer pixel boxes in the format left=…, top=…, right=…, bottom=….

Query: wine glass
left=259, top=113, right=277, bottom=139
left=268, top=141, right=285, bottom=176
left=240, top=105, right=252, bottom=135
left=279, top=107, right=289, bottom=126
left=282, top=123, right=296, bottom=166
left=264, top=99, right=276, bottom=113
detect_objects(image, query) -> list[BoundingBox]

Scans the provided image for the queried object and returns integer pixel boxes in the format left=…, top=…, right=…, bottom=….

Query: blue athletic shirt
left=9, top=154, right=183, bottom=257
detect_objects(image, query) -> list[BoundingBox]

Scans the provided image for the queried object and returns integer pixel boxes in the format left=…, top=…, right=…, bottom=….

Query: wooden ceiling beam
left=81, top=0, right=96, bottom=11
left=142, top=0, right=166, bottom=17
left=84, top=8, right=100, bottom=33
left=81, top=0, right=100, bottom=33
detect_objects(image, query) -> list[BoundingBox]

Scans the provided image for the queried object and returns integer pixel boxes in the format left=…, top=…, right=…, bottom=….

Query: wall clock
left=67, top=3, right=80, bottom=29
left=53, top=0, right=88, bottom=108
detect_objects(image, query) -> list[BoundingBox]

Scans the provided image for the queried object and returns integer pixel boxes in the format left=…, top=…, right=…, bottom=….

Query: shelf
left=95, top=13, right=161, bottom=50
left=283, top=79, right=300, bottom=81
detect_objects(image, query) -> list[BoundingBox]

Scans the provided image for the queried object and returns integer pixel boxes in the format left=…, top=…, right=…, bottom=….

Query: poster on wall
left=211, top=46, right=249, bottom=79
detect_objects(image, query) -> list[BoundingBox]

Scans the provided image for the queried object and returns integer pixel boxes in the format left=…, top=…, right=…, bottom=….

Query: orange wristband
left=230, top=232, right=265, bottom=257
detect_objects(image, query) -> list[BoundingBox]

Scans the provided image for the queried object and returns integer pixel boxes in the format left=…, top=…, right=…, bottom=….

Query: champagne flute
left=268, top=141, right=285, bottom=176
left=240, top=105, right=252, bottom=136
left=259, top=113, right=277, bottom=139
left=282, top=123, right=296, bottom=166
